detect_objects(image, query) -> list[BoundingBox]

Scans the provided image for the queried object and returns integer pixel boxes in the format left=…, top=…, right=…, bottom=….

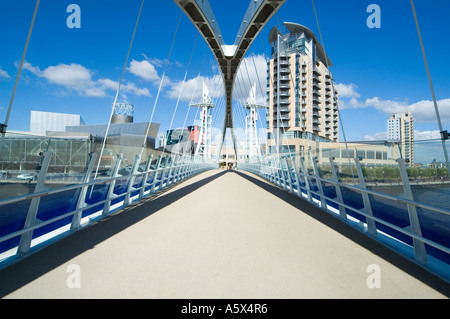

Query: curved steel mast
left=173, top=0, right=286, bottom=158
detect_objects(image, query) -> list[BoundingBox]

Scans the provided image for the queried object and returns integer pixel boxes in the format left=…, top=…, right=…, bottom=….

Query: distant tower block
left=244, top=83, right=265, bottom=159
left=190, top=83, right=214, bottom=158
left=112, top=103, right=134, bottom=124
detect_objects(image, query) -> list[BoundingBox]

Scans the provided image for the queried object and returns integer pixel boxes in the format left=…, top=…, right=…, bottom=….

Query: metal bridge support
left=282, top=157, right=294, bottom=194
left=174, top=0, right=287, bottom=157
left=102, top=153, right=123, bottom=216
left=150, top=155, right=163, bottom=194
left=70, top=152, right=98, bottom=230
left=329, top=157, right=347, bottom=221
left=289, top=157, right=302, bottom=198
left=124, top=153, right=142, bottom=207
left=354, top=157, right=377, bottom=237
left=310, top=155, right=327, bottom=211
left=397, top=157, right=428, bottom=263
left=139, top=154, right=154, bottom=200
left=298, top=155, right=313, bottom=203
left=17, top=151, right=53, bottom=255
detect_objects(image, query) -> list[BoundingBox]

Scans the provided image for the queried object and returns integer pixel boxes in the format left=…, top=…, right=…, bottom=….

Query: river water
left=1, top=179, right=449, bottom=264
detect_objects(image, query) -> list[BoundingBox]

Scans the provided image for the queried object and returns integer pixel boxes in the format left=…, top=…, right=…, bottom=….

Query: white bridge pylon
left=244, top=83, right=265, bottom=159
left=190, top=82, right=214, bottom=158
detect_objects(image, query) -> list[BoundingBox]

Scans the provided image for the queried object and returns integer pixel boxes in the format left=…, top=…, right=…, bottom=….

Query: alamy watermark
left=66, top=263, right=81, bottom=288
left=367, top=4, right=381, bottom=29
left=366, top=264, right=381, bottom=288
left=66, top=4, right=81, bottom=29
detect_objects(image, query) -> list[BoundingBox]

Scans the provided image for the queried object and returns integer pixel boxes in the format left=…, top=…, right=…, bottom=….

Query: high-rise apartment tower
left=266, top=22, right=339, bottom=155
left=387, top=109, right=414, bottom=166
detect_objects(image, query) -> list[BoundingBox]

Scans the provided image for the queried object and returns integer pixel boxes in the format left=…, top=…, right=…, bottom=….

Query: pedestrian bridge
left=1, top=0, right=449, bottom=300
left=0, top=169, right=448, bottom=298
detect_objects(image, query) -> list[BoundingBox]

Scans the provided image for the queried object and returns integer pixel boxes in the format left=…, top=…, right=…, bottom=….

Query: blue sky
left=1, top=0, right=449, bottom=152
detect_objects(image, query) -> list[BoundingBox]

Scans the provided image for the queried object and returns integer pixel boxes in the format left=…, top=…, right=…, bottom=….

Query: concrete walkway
left=0, top=169, right=448, bottom=298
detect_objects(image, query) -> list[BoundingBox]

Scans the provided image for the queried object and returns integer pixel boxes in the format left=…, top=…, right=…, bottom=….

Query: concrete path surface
left=0, top=169, right=448, bottom=298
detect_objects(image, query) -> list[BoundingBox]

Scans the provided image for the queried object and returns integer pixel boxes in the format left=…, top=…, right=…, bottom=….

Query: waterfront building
left=387, top=110, right=414, bottom=166
left=266, top=22, right=339, bottom=156
left=30, top=111, right=85, bottom=134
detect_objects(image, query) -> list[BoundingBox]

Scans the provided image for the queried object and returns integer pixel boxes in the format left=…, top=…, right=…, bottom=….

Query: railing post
left=186, top=156, right=193, bottom=178
left=175, top=155, right=184, bottom=182
left=311, top=155, right=327, bottom=211
left=275, top=158, right=283, bottom=187
left=124, top=153, right=141, bottom=207
left=150, top=155, right=163, bottom=194
left=280, top=158, right=288, bottom=189
left=102, top=153, right=123, bottom=216
left=178, top=156, right=186, bottom=180
left=397, top=158, right=428, bottom=262
left=167, top=155, right=179, bottom=186
left=161, top=155, right=172, bottom=188
left=329, top=157, right=347, bottom=221
left=70, top=152, right=98, bottom=230
left=17, top=151, right=53, bottom=255
left=354, top=157, right=377, bottom=237
left=139, top=154, right=153, bottom=199
left=182, top=156, right=190, bottom=179
left=282, top=157, right=294, bottom=193
left=298, top=155, right=312, bottom=202
left=290, top=156, right=302, bottom=198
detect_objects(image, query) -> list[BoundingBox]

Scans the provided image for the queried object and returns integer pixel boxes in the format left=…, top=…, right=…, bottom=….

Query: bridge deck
left=0, top=169, right=448, bottom=298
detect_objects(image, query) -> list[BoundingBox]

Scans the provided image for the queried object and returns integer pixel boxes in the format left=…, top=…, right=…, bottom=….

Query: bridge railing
left=0, top=150, right=216, bottom=268
left=238, top=145, right=450, bottom=282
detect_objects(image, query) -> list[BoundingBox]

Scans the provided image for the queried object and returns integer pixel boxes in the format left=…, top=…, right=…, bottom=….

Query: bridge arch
left=173, top=0, right=286, bottom=156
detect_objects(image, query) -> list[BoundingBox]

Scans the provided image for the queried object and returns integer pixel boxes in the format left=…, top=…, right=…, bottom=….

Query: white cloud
left=128, top=59, right=160, bottom=82
left=409, top=99, right=450, bottom=123
left=337, top=82, right=450, bottom=123
left=0, top=67, right=11, bottom=79
left=97, top=78, right=118, bottom=91
left=42, top=63, right=93, bottom=90
left=234, top=54, right=268, bottom=105
left=336, top=83, right=360, bottom=99
left=414, top=130, right=440, bottom=140
left=121, top=82, right=150, bottom=97
left=165, top=54, right=268, bottom=105
left=21, top=61, right=149, bottom=98
left=362, top=130, right=441, bottom=142
left=363, top=97, right=409, bottom=114
left=167, top=74, right=223, bottom=103
left=20, top=61, right=41, bottom=76
left=363, top=97, right=450, bottom=123
left=362, top=131, right=387, bottom=141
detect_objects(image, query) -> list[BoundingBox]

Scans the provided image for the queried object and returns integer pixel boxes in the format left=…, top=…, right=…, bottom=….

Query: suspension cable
left=94, top=0, right=145, bottom=180
left=1, top=0, right=40, bottom=146
left=410, top=0, right=450, bottom=174
left=311, top=0, right=356, bottom=183
left=250, top=53, right=268, bottom=134
left=181, top=50, right=207, bottom=133
left=161, top=33, right=198, bottom=156
left=180, top=51, right=207, bottom=158
left=140, top=11, right=182, bottom=158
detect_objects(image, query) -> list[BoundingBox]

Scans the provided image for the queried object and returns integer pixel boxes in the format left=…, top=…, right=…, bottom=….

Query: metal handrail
left=0, top=160, right=209, bottom=207
left=0, top=154, right=216, bottom=264
left=239, top=160, right=450, bottom=264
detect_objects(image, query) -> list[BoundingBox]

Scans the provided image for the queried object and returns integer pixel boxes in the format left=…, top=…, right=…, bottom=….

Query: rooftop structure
left=30, top=111, right=85, bottom=134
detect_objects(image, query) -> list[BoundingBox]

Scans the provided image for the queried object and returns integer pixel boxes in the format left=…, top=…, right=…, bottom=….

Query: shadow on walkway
left=1, top=169, right=449, bottom=298
left=231, top=169, right=450, bottom=297
left=0, top=170, right=227, bottom=298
